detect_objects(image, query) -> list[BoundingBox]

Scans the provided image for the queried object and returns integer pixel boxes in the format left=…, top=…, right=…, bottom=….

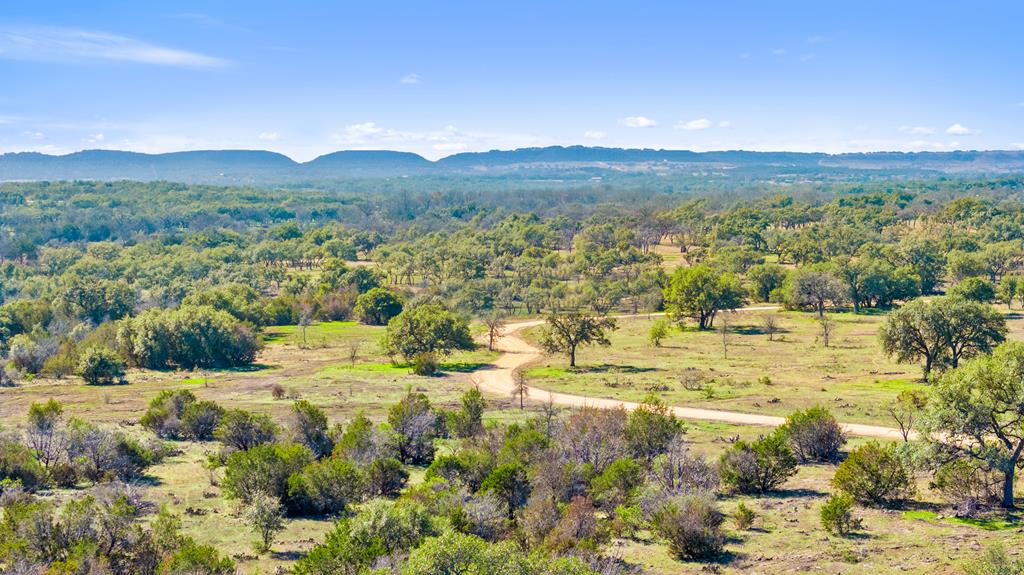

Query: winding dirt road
left=472, top=309, right=909, bottom=440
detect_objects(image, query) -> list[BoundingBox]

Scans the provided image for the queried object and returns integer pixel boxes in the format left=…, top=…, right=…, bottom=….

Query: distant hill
left=2, top=146, right=1024, bottom=184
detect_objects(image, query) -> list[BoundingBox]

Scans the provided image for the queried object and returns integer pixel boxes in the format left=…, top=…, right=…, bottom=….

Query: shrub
left=447, top=388, right=486, bottom=439
left=779, top=406, right=846, bottom=462
left=0, top=436, right=46, bottom=490
left=412, top=352, right=439, bottom=376
left=648, top=319, right=670, bottom=347
left=290, top=400, right=333, bottom=458
left=719, top=430, right=797, bottom=494
left=651, top=493, right=725, bottom=561
left=590, top=457, right=644, bottom=510
left=222, top=443, right=314, bottom=504
left=117, top=305, right=260, bottom=369
left=77, top=347, right=126, bottom=385
left=365, top=457, right=408, bottom=498
left=181, top=400, right=225, bottom=441
left=287, top=458, right=364, bottom=516
left=832, top=441, right=915, bottom=507
left=931, top=459, right=1000, bottom=516
left=245, top=491, right=285, bottom=553
left=140, top=389, right=197, bottom=439
left=733, top=502, right=756, bottom=530
left=215, top=409, right=278, bottom=451
left=388, top=391, right=438, bottom=465
left=293, top=499, right=434, bottom=575
left=820, top=493, right=861, bottom=535
left=624, top=394, right=682, bottom=463
left=163, top=540, right=236, bottom=574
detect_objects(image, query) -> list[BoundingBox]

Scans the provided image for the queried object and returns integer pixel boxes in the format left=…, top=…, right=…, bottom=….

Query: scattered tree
left=539, top=312, right=617, bottom=368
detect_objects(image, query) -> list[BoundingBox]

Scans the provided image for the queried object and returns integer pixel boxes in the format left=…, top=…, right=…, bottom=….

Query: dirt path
left=472, top=308, right=910, bottom=440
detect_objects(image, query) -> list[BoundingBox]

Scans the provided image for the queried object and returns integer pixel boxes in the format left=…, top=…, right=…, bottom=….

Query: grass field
left=523, top=310, right=934, bottom=426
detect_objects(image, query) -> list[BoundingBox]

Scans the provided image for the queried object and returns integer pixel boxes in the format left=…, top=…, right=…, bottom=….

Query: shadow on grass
left=439, top=362, right=492, bottom=373
left=271, top=550, right=307, bottom=561
left=733, top=325, right=790, bottom=336
left=569, top=363, right=659, bottom=374
left=767, top=487, right=829, bottom=499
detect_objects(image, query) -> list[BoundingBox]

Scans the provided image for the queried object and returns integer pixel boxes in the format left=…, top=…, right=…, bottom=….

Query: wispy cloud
left=400, top=73, right=421, bottom=84
left=0, top=26, right=229, bottom=68
left=675, top=118, right=712, bottom=131
left=945, top=123, right=976, bottom=135
left=258, top=131, right=280, bottom=141
left=771, top=48, right=786, bottom=56
left=85, top=133, right=104, bottom=144
left=583, top=130, right=606, bottom=140
left=620, top=116, right=657, bottom=128
left=899, top=125, right=935, bottom=135
left=718, top=120, right=732, bottom=128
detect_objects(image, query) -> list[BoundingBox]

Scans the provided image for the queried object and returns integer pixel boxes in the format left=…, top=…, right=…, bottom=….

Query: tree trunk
left=1003, top=470, right=1015, bottom=508
left=569, top=346, right=576, bottom=367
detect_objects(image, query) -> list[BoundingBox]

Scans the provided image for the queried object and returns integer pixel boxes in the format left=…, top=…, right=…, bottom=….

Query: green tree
left=354, top=287, right=404, bottom=325
left=949, top=276, right=996, bottom=303
left=76, top=347, right=126, bottom=385
left=381, top=304, right=474, bottom=367
left=879, top=296, right=1006, bottom=380
left=920, top=342, right=1024, bottom=508
left=664, top=264, right=747, bottom=329
left=747, top=263, right=788, bottom=302
left=538, top=311, right=617, bottom=368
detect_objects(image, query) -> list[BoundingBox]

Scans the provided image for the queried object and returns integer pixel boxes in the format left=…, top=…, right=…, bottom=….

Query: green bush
left=719, top=430, right=798, bottom=494
left=779, top=406, right=845, bottom=462
left=820, top=493, right=861, bottom=535
left=651, top=494, right=725, bottom=561
left=222, top=443, right=314, bottom=504
left=832, top=441, right=915, bottom=507
left=287, top=458, right=365, bottom=516
left=733, top=502, right=756, bottom=530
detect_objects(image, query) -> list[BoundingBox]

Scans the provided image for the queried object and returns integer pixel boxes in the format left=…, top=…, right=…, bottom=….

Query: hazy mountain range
left=3, top=146, right=1024, bottom=184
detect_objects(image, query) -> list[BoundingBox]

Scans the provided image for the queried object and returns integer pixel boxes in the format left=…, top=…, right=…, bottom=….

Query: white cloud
left=1012, top=143, right=1024, bottom=150
left=86, top=133, right=104, bottom=143
left=258, top=131, right=280, bottom=141
left=718, top=121, right=732, bottom=128
left=24, top=131, right=44, bottom=140
left=621, top=116, right=657, bottom=128
left=807, top=35, right=829, bottom=44
left=583, top=130, right=606, bottom=140
left=0, top=26, right=229, bottom=68
left=945, top=123, right=975, bottom=135
left=432, top=142, right=468, bottom=152
left=899, top=125, right=935, bottom=135
left=675, top=118, right=712, bottom=131
left=771, top=48, right=786, bottom=56
left=400, top=73, right=421, bottom=84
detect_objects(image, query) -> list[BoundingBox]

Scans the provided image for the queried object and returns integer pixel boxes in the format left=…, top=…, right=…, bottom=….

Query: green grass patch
left=902, top=510, right=1022, bottom=530
left=263, top=321, right=382, bottom=344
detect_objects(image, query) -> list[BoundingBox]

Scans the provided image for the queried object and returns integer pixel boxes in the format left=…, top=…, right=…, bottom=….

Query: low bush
left=779, top=406, right=846, bottom=462
left=719, top=430, right=797, bottom=494
left=651, top=493, right=725, bottom=561
left=820, top=492, right=861, bottom=535
left=832, top=441, right=915, bottom=507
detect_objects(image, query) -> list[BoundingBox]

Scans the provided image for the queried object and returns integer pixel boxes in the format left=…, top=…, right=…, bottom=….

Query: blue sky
left=0, top=1, right=1022, bottom=160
